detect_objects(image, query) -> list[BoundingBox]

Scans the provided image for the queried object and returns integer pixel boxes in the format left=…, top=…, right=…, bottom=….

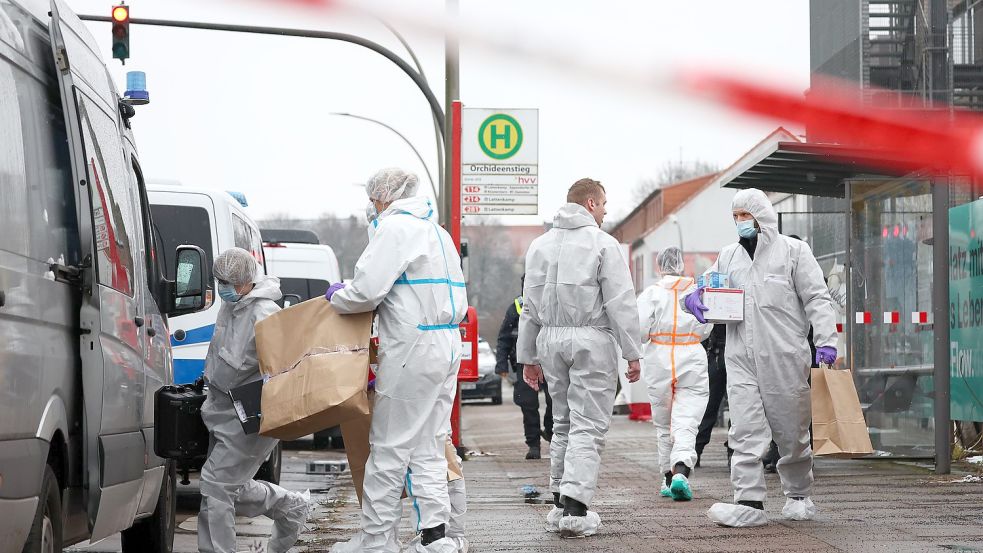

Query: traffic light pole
left=77, top=15, right=445, bottom=137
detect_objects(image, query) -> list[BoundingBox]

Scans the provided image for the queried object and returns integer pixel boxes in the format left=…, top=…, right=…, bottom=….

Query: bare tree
left=462, top=218, right=524, bottom=344
left=632, top=159, right=719, bottom=203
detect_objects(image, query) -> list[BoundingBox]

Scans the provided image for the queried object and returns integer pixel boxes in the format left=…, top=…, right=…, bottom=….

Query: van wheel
left=255, top=443, right=282, bottom=484
left=121, top=461, right=175, bottom=553
left=22, top=465, right=62, bottom=553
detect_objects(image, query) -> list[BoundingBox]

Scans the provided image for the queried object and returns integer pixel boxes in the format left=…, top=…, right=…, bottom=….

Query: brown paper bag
left=340, top=391, right=463, bottom=506
left=811, top=366, right=874, bottom=458
left=256, top=298, right=374, bottom=440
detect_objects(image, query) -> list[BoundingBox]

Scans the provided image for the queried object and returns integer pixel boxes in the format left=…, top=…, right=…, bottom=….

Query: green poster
left=949, top=198, right=983, bottom=422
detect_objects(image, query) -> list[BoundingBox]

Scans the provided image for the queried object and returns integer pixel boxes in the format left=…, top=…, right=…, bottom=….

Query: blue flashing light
left=226, top=191, right=249, bottom=207
left=124, top=71, right=149, bottom=105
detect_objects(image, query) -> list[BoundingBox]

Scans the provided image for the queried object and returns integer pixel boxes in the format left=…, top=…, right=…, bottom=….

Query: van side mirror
left=166, top=245, right=209, bottom=317
left=281, top=293, right=302, bottom=308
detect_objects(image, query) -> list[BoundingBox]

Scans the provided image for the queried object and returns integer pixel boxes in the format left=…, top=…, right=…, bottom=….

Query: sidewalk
left=315, top=392, right=983, bottom=553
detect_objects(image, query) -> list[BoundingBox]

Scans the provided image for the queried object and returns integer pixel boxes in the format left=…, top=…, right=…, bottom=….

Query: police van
left=0, top=1, right=210, bottom=551
left=148, top=184, right=283, bottom=482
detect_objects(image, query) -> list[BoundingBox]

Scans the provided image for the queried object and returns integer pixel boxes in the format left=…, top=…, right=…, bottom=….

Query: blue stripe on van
left=174, top=358, right=206, bottom=384
left=170, top=324, right=215, bottom=347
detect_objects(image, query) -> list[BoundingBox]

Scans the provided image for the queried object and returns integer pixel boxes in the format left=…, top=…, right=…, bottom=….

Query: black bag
left=154, top=380, right=209, bottom=461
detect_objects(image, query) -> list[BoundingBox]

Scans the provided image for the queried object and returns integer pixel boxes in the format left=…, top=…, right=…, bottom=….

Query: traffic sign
left=462, top=108, right=538, bottom=215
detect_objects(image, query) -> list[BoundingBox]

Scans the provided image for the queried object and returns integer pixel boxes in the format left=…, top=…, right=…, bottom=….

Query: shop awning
left=718, top=129, right=924, bottom=198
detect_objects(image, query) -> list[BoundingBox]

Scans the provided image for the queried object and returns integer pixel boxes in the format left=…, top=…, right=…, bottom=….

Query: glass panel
left=850, top=177, right=935, bottom=457
left=77, top=96, right=137, bottom=296
left=150, top=205, right=213, bottom=281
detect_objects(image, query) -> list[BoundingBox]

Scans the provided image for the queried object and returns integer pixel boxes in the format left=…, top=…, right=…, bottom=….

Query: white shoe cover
left=545, top=506, right=563, bottom=533
left=707, top=502, right=769, bottom=528
left=404, top=537, right=458, bottom=553
left=558, top=511, right=602, bottom=538
left=269, top=490, right=312, bottom=553
left=331, top=530, right=400, bottom=553
left=448, top=536, right=470, bottom=553
left=782, top=497, right=817, bottom=521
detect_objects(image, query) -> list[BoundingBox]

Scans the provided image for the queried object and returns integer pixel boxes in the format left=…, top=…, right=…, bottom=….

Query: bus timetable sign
left=461, top=108, right=539, bottom=216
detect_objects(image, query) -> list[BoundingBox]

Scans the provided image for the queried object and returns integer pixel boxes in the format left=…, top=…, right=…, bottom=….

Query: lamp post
left=331, top=113, right=438, bottom=201
left=669, top=214, right=684, bottom=251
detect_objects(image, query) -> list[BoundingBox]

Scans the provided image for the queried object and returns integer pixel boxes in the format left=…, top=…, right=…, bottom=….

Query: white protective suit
left=705, top=189, right=837, bottom=505
left=517, top=203, right=642, bottom=507
left=638, top=275, right=712, bottom=474
left=199, top=274, right=311, bottom=553
left=330, top=195, right=466, bottom=553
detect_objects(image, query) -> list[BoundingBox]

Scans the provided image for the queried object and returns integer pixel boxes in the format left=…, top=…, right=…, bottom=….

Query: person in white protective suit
left=363, top=186, right=471, bottom=553
left=637, top=246, right=712, bottom=502
left=327, top=168, right=467, bottom=553
left=518, top=178, right=643, bottom=539
left=683, top=189, right=838, bottom=528
left=198, top=248, right=311, bottom=553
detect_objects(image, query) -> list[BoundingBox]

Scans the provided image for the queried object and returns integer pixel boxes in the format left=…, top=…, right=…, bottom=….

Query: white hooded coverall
left=199, top=275, right=310, bottom=553
left=708, top=189, right=837, bottom=502
left=638, top=275, right=712, bottom=474
left=331, top=195, right=467, bottom=551
left=517, top=203, right=642, bottom=506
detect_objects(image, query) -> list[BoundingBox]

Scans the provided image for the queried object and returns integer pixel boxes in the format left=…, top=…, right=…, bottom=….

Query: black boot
left=673, top=462, right=691, bottom=477
left=738, top=500, right=764, bottom=510
left=554, top=492, right=563, bottom=508
left=420, top=524, right=446, bottom=546
left=562, top=497, right=587, bottom=517
left=525, top=445, right=541, bottom=460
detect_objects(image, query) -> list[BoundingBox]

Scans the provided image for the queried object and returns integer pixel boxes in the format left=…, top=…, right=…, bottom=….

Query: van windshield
left=151, top=204, right=214, bottom=281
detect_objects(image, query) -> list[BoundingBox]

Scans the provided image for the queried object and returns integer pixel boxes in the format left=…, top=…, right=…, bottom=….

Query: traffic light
left=111, top=4, right=129, bottom=63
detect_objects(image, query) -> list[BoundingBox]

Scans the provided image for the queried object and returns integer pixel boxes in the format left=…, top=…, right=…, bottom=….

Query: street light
left=668, top=213, right=684, bottom=252
left=331, top=112, right=439, bottom=201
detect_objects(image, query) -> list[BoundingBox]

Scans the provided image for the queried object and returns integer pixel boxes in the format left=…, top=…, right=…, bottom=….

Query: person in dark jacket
left=695, top=324, right=729, bottom=467
left=496, top=280, right=553, bottom=460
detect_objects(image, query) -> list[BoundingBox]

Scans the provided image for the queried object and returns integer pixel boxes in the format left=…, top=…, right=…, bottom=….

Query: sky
left=64, top=0, right=811, bottom=225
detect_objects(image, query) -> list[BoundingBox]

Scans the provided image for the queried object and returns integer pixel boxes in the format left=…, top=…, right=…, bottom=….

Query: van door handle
left=134, top=316, right=145, bottom=328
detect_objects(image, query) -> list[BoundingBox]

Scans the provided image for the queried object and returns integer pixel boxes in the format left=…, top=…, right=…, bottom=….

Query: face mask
left=218, top=283, right=241, bottom=303
left=737, top=219, right=758, bottom=239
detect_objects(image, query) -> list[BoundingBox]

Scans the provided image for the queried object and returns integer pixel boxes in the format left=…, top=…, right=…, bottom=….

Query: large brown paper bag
left=256, top=298, right=373, bottom=440
left=340, top=391, right=463, bottom=506
left=811, top=366, right=874, bottom=458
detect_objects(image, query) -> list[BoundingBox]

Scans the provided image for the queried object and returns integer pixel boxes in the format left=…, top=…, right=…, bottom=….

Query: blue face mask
left=218, top=283, right=241, bottom=303
left=737, top=219, right=758, bottom=239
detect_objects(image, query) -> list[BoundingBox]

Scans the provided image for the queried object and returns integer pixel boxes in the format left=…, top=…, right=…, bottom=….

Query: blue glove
left=683, top=288, right=709, bottom=324
left=324, top=282, right=346, bottom=301
left=816, top=346, right=837, bottom=365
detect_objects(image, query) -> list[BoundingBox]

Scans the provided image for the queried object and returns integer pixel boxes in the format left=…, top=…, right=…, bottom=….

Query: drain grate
left=307, top=460, right=348, bottom=474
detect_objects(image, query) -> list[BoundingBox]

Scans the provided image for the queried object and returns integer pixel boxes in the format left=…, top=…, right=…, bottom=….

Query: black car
left=460, top=339, right=502, bottom=404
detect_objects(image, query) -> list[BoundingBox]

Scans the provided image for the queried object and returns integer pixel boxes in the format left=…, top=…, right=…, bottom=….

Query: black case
left=154, top=383, right=209, bottom=461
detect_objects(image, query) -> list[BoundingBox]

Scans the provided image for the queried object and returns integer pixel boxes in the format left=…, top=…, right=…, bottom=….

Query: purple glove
left=816, top=346, right=837, bottom=365
left=324, top=282, right=346, bottom=301
left=683, top=288, right=709, bottom=324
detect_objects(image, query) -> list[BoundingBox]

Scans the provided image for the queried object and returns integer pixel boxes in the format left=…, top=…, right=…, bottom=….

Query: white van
left=261, top=229, right=341, bottom=306
left=0, top=1, right=211, bottom=550
left=147, top=184, right=265, bottom=385
left=147, top=185, right=283, bottom=482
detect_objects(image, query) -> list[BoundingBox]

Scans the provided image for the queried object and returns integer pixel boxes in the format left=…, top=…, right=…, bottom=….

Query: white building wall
left=630, top=181, right=737, bottom=291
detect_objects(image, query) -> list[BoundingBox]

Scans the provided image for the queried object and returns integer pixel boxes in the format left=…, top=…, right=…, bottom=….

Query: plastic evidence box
left=703, top=288, right=745, bottom=323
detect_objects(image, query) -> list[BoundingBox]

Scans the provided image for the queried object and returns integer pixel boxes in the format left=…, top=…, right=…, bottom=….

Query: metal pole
left=330, top=113, right=438, bottom=200
left=933, top=177, right=952, bottom=475
left=78, top=15, right=445, bottom=136
left=929, top=0, right=952, bottom=475
left=442, top=0, right=459, bottom=228
left=378, top=19, right=445, bottom=198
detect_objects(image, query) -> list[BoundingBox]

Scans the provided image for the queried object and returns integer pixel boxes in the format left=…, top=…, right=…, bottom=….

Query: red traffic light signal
left=111, top=5, right=128, bottom=22
left=111, top=4, right=129, bottom=63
